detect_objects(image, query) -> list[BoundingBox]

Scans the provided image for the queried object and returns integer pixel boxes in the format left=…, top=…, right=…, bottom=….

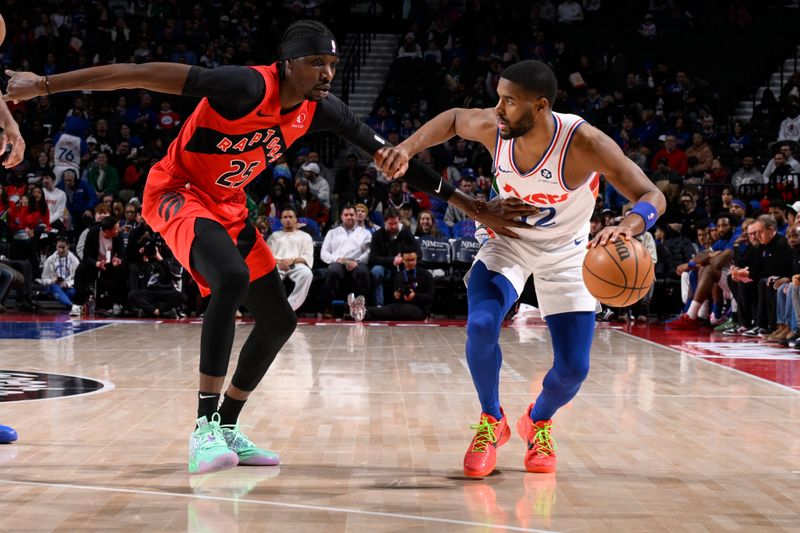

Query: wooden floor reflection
left=1, top=320, right=798, bottom=532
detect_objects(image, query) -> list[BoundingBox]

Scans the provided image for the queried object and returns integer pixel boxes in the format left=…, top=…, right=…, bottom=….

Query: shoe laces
left=469, top=415, right=499, bottom=453
left=197, top=413, right=226, bottom=450
left=220, top=422, right=256, bottom=449
left=529, top=421, right=557, bottom=457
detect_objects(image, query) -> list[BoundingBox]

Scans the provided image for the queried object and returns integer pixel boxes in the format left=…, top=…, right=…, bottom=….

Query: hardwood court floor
left=1, top=318, right=798, bottom=532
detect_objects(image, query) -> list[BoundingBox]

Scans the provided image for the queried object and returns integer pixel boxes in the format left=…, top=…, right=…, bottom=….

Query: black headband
left=281, top=35, right=339, bottom=59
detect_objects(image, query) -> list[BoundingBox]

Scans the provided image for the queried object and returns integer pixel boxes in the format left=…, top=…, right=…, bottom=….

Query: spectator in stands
left=731, top=155, right=765, bottom=190
left=369, top=207, right=418, bottom=307
left=155, top=99, right=181, bottom=131
left=444, top=176, right=475, bottom=227
left=358, top=248, right=434, bottom=321
left=354, top=179, right=383, bottom=218
left=705, top=158, right=730, bottom=184
left=320, top=206, right=372, bottom=316
left=669, top=191, right=707, bottom=240
left=651, top=157, right=680, bottom=186
left=365, top=105, right=397, bottom=140
left=301, top=162, right=331, bottom=209
left=686, top=132, right=714, bottom=174
left=294, top=177, right=329, bottom=229
left=666, top=116, right=691, bottom=149
left=397, top=32, right=422, bottom=60
left=762, top=142, right=800, bottom=179
left=768, top=200, right=790, bottom=235
left=355, top=203, right=378, bottom=233
left=651, top=134, right=688, bottom=175
left=71, top=216, right=126, bottom=317
left=767, top=151, right=796, bottom=184
left=765, top=225, right=800, bottom=342
left=39, top=236, right=79, bottom=309
left=727, top=120, right=752, bottom=157
left=777, top=98, right=800, bottom=143
left=87, top=151, right=120, bottom=201
left=267, top=206, right=314, bottom=312
left=399, top=202, right=418, bottom=234
left=728, top=220, right=761, bottom=334
left=729, top=199, right=747, bottom=220
left=748, top=215, right=793, bottom=336
left=42, top=174, right=66, bottom=233
left=415, top=210, right=443, bottom=238
left=386, top=179, right=418, bottom=214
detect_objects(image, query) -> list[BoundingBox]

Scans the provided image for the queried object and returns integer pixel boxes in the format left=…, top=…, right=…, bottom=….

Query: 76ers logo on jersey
left=541, top=169, right=552, bottom=179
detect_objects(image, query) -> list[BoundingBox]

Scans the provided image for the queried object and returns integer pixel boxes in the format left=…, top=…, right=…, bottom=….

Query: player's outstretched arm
left=376, top=107, right=497, bottom=179
left=572, top=125, right=666, bottom=247
left=4, top=63, right=192, bottom=102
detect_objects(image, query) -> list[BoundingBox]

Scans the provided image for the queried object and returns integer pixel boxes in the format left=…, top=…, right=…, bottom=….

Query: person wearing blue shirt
left=669, top=214, right=739, bottom=328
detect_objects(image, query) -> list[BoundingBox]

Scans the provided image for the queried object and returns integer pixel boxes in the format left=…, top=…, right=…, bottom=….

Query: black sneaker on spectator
left=742, top=326, right=765, bottom=337
left=780, top=330, right=800, bottom=346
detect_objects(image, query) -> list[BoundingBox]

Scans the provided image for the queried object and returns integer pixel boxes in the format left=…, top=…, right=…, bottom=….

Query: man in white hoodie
left=39, top=237, right=80, bottom=309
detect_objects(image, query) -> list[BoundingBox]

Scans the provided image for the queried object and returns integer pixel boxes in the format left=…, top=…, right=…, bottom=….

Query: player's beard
left=500, top=109, right=535, bottom=140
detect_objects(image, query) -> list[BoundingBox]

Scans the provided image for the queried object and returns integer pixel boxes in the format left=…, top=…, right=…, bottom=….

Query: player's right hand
left=3, top=70, right=44, bottom=103
left=375, top=146, right=410, bottom=179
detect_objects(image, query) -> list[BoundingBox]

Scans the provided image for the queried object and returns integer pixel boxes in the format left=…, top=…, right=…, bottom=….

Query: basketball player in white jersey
left=377, top=60, right=665, bottom=476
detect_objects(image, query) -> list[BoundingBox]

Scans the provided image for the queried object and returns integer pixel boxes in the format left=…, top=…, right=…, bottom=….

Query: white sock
left=687, top=300, right=702, bottom=320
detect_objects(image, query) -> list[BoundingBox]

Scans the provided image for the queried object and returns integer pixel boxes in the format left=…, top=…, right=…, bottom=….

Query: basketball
left=582, top=238, right=654, bottom=307
left=0, top=14, right=5, bottom=46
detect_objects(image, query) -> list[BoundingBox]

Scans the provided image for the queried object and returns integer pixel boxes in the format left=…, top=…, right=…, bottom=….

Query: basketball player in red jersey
left=6, top=20, right=536, bottom=474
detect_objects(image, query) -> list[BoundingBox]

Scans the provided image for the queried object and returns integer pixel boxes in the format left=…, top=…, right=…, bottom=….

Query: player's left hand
left=3, top=70, right=44, bottom=103
left=0, top=120, right=25, bottom=168
left=375, top=146, right=410, bottom=179
left=588, top=225, right=633, bottom=248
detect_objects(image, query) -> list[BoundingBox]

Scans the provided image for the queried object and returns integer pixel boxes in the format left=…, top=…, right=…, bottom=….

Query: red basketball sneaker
left=517, top=404, right=557, bottom=473
left=463, top=409, right=510, bottom=477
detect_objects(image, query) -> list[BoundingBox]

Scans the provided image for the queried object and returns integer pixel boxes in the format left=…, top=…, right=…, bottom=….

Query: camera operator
left=128, top=233, right=186, bottom=318
left=356, top=247, right=434, bottom=321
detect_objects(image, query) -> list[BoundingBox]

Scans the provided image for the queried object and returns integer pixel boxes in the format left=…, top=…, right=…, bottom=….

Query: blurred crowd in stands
left=2, top=0, right=800, bottom=331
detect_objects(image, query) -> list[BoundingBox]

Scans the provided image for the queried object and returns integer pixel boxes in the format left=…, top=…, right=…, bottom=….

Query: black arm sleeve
left=181, top=66, right=266, bottom=121
left=308, top=94, right=457, bottom=200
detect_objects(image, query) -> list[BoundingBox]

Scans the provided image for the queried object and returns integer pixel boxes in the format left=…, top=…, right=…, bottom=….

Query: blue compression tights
left=465, top=261, right=595, bottom=421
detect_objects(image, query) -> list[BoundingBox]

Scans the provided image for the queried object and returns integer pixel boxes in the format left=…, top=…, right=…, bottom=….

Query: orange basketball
left=582, top=238, right=654, bottom=307
left=0, top=14, right=5, bottom=46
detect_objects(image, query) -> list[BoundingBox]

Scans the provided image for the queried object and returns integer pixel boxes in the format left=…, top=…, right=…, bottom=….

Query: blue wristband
left=629, top=201, right=658, bottom=232
left=688, top=260, right=696, bottom=269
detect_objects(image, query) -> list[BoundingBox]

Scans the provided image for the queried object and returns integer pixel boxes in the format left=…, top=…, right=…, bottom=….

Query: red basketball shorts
left=142, top=165, right=275, bottom=297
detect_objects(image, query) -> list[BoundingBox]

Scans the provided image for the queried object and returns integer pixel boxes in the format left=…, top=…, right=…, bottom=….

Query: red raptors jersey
left=151, top=64, right=316, bottom=220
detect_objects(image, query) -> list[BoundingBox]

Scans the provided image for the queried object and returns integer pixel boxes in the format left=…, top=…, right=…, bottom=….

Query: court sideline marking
left=615, top=329, right=800, bottom=395
left=0, top=478, right=557, bottom=533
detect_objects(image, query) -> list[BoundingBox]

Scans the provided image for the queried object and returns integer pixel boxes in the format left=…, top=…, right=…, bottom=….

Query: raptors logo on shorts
left=158, top=191, right=185, bottom=222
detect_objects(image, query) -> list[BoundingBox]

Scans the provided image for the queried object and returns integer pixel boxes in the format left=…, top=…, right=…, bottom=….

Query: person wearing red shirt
left=6, top=20, right=533, bottom=475
left=650, top=134, right=688, bottom=175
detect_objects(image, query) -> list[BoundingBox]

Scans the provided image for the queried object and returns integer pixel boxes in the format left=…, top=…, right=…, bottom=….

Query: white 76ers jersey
left=54, top=132, right=82, bottom=170
left=490, top=112, right=600, bottom=241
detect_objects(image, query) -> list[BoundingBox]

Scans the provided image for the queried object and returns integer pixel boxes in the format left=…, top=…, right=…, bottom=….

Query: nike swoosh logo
left=497, top=165, right=511, bottom=173
left=574, top=239, right=583, bottom=246
left=434, top=179, right=443, bottom=193
left=256, top=110, right=273, bottom=117
left=198, top=394, right=217, bottom=399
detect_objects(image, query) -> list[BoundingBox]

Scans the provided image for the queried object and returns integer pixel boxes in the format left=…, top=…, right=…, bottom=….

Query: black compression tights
left=190, top=218, right=297, bottom=391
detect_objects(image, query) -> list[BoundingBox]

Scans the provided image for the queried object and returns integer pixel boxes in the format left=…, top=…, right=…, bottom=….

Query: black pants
left=189, top=218, right=296, bottom=391
left=757, top=277, right=778, bottom=331
left=128, top=287, right=186, bottom=315
left=732, top=277, right=758, bottom=328
left=325, top=262, right=370, bottom=300
left=365, top=303, right=427, bottom=321
left=0, top=258, right=32, bottom=300
left=73, top=263, right=126, bottom=306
